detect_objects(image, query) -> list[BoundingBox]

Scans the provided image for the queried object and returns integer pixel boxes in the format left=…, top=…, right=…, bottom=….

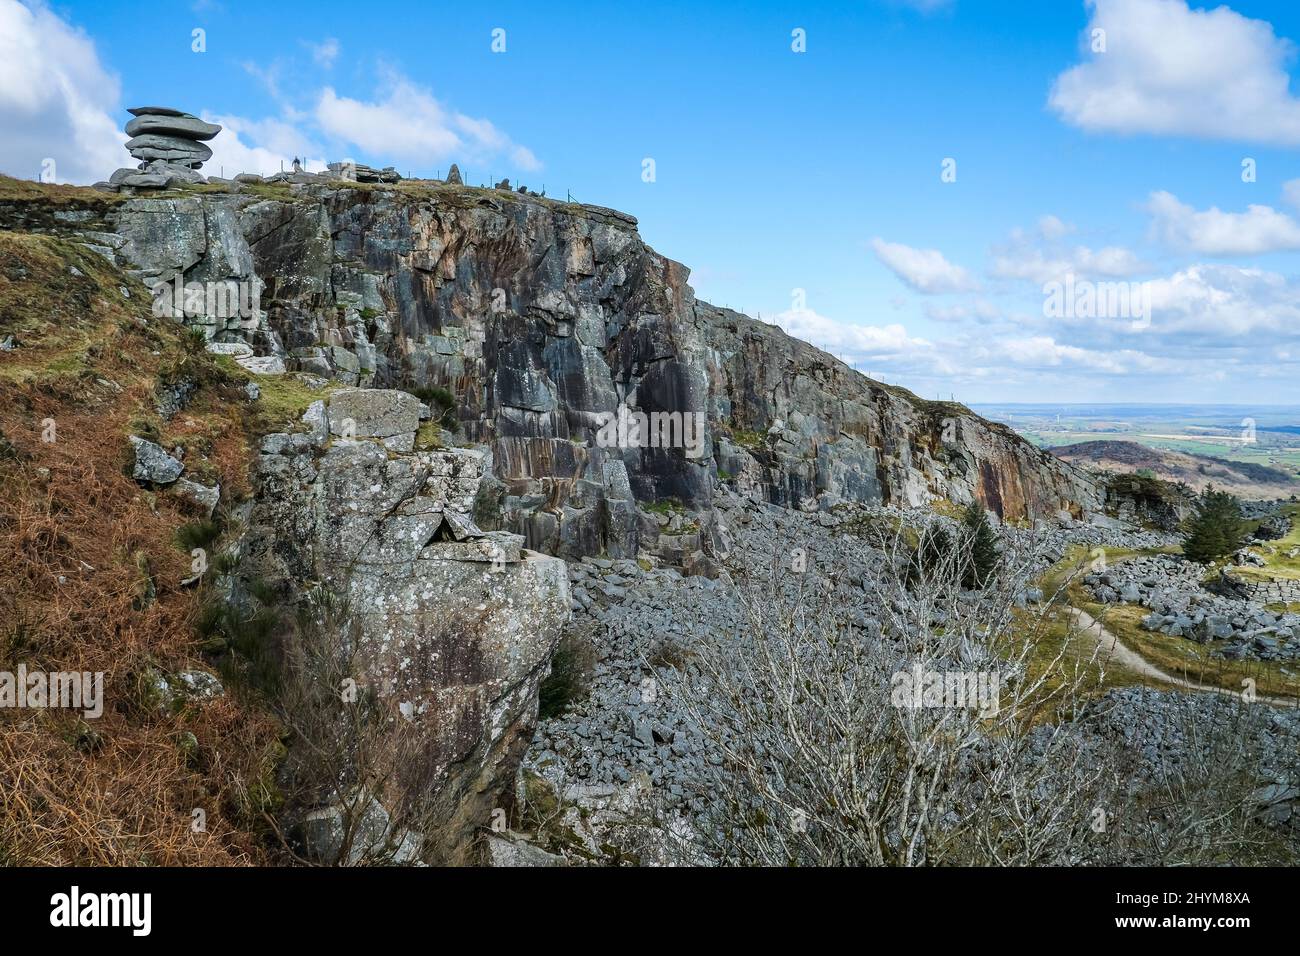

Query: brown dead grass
left=0, top=232, right=279, bottom=864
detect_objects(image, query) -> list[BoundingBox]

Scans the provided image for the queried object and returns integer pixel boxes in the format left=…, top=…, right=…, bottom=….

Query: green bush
left=907, top=523, right=953, bottom=587
left=1182, top=485, right=1247, bottom=563
left=175, top=519, right=220, bottom=551
left=960, top=501, right=999, bottom=590
left=538, top=632, right=596, bottom=720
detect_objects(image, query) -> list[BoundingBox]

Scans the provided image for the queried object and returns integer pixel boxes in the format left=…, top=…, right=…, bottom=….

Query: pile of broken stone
left=1086, top=553, right=1300, bottom=662
left=106, top=107, right=221, bottom=190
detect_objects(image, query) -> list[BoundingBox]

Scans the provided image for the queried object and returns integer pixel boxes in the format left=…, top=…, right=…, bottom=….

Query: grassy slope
left=1032, top=540, right=1300, bottom=701
left=1233, top=504, right=1300, bottom=583
left=0, top=229, right=283, bottom=864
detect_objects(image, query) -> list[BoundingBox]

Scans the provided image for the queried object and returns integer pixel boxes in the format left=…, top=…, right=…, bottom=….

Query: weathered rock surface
left=1087, top=553, right=1300, bottom=661
left=71, top=181, right=1105, bottom=563
left=172, top=477, right=220, bottom=517
left=241, top=388, right=570, bottom=864
left=105, top=107, right=221, bottom=192
left=129, top=435, right=183, bottom=485
left=125, top=113, right=222, bottom=141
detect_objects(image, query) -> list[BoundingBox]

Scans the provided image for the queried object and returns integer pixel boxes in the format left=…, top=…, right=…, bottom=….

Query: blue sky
left=4, top=0, right=1300, bottom=403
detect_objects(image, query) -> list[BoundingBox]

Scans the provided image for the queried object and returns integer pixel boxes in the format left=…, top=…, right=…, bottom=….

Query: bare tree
left=664, top=512, right=1299, bottom=866
left=1096, top=696, right=1298, bottom=866
left=665, top=517, right=1114, bottom=865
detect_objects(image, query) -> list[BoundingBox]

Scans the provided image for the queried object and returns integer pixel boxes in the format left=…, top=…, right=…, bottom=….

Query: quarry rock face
left=82, top=181, right=1100, bottom=559
left=242, top=390, right=570, bottom=864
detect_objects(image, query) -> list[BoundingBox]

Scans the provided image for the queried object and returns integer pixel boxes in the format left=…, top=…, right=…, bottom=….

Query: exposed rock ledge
left=17, top=179, right=1107, bottom=565
left=239, top=388, right=570, bottom=864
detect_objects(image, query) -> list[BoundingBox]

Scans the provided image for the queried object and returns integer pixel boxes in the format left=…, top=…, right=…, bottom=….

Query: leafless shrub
left=267, top=589, right=440, bottom=866
left=666, top=521, right=1111, bottom=865
left=665, top=515, right=1298, bottom=866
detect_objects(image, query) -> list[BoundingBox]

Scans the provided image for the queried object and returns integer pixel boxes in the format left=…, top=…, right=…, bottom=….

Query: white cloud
left=1037, top=214, right=1072, bottom=240
left=203, top=114, right=327, bottom=178
left=0, top=0, right=125, bottom=183
left=768, top=305, right=1169, bottom=384
left=307, top=38, right=340, bottom=69
left=989, top=217, right=1145, bottom=284
left=775, top=308, right=933, bottom=359
left=315, top=75, right=541, bottom=172
left=1143, top=263, right=1300, bottom=336
left=990, top=244, right=1145, bottom=284
left=925, top=299, right=1002, bottom=323
left=1049, top=0, right=1300, bottom=145
left=870, top=238, right=978, bottom=293
left=894, top=0, right=955, bottom=13
left=1283, top=178, right=1300, bottom=211
left=1146, top=190, right=1300, bottom=255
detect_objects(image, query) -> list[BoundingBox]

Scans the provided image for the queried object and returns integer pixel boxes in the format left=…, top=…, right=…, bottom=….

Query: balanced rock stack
left=108, top=107, right=222, bottom=189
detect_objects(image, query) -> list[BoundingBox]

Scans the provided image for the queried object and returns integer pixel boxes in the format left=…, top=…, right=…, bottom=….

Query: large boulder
left=242, top=389, right=570, bottom=864
left=326, top=387, right=423, bottom=450
left=125, top=113, right=222, bottom=141
left=125, top=134, right=214, bottom=167
left=129, top=436, right=183, bottom=485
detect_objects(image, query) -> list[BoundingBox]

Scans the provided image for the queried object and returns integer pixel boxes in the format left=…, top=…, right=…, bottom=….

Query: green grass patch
left=1077, top=590, right=1300, bottom=700
left=212, top=361, right=339, bottom=433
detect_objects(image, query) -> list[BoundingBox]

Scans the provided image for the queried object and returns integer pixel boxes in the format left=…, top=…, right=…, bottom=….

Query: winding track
left=1068, top=605, right=1299, bottom=709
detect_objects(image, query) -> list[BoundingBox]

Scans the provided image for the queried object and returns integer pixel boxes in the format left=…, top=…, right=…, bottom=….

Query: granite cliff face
left=10, top=178, right=1103, bottom=564
left=241, top=387, right=569, bottom=864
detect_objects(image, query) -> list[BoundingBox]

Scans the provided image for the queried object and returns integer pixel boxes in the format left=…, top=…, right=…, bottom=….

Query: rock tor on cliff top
left=106, top=106, right=222, bottom=191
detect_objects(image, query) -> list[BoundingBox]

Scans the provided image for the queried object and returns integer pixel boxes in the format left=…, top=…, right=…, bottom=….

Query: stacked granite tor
left=108, top=107, right=222, bottom=189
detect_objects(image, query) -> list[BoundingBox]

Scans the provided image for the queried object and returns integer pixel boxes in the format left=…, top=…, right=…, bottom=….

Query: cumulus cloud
left=1049, top=0, right=1300, bottom=145
left=925, top=299, right=1002, bottom=323
left=775, top=307, right=933, bottom=359
left=307, top=38, right=340, bottom=69
left=988, top=216, right=1146, bottom=284
left=990, top=244, right=1145, bottom=284
left=1143, top=263, right=1300, bottom=336
left=315, top=76, right=541, bottom=171
left=0, top=0, right=125, bottom=183
left=0, top=2, right=541, bottom=184
left=870, top=238, right=979, bottom=293
left=203, top=114, right=327, bottom=178
left=770, top=303, right=1169, bottom=387
left=1281, top=178, right=1300, bottom=211
left=1146, top=190, right=1300, bottom=255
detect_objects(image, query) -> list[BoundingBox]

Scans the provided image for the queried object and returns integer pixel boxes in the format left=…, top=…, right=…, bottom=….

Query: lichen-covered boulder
left=326, top=387, right=423, bottom=451
left=129, top=436, right=183, bottom=485
left=242, top=388, right=570, bottom=864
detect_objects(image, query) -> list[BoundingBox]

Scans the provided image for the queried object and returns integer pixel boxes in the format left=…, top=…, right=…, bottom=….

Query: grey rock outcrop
left=241, top=388, right=570, bottom=864
left=326, top=387, right=423, bottom=450
left=129, top=436, right=183, bottom=485
left=326, top=161, right=401, bottom=184
left=125, top=112, right=222, bottom=141
left=173, top=477, right=220, bottom=517
left=108, top=107, right=222, bottom=191
left=38, top=177, right=1105, bottom=564
left=125, top=133, right=214, bottom=166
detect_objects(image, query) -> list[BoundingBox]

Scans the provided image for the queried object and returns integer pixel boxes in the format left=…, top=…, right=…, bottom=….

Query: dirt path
left=1068, top=606, right=1299, bottom=709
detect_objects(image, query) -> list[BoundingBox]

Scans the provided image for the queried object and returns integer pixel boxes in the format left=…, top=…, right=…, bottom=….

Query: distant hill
left=1048, top=440, right=1296, bottom=499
